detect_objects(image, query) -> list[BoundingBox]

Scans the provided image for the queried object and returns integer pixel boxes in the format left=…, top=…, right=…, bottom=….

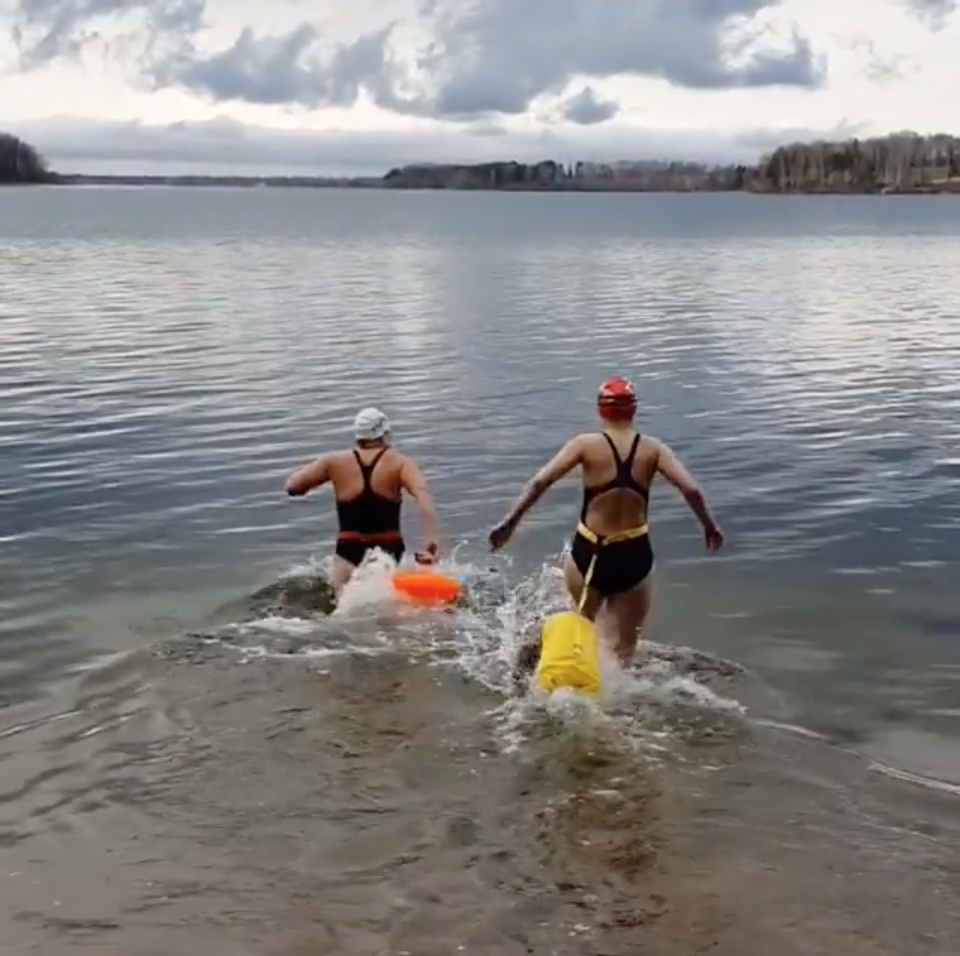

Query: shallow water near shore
left=0, top=187, right=958, bottom=954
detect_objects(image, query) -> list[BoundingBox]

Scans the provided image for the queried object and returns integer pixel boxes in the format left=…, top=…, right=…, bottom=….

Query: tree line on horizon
left=754, top=132, right=960, bottom=192
left=385, top=133, right=960, bottom=192
left=4, top=129, right=960, bottom=192
left=0, top=133, right=51, bottom=184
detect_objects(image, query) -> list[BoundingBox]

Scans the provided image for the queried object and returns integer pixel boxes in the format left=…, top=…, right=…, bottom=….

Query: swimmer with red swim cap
left=490, top=376, right=723, bottom=668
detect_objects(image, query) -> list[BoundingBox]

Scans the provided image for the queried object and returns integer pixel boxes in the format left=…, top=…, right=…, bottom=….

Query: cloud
left=8, top=0, right=207, bottom=67
left=7, top=114, right=863, bottom=177
left=411, top=0, right=824, bottom=119
left=144, top=22, right=413, bottom=113
left=901, top=0, right=957, bottom=29
left=559, top=87, right=619, bottom=126
left=162, top=0, right=825, bottom=117
left=4, top=0, right=826, bottom=118
left=842, top=35, right=915, bottom=83
left=2, top=0, right=957, bottom=178
left=152, top=24, right=327, bottom=106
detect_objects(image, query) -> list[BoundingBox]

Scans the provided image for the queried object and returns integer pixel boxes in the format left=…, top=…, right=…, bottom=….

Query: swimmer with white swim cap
left=284, top=407, right=441, bottom=597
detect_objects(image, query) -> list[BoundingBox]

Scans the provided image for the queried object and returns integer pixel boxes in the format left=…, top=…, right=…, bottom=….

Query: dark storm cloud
left=560, top=87, right=619, bottom=126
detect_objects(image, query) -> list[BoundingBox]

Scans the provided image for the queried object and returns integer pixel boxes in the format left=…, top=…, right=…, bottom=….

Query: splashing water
left=443, top=547, right=748, bottom=754
left=196, top=542, right=748, bottom=753
left=330, top=547, right=407, bottom=619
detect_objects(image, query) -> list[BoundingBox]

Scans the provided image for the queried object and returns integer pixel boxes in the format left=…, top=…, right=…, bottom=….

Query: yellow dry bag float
left=533, top=521, right=648, bottom=698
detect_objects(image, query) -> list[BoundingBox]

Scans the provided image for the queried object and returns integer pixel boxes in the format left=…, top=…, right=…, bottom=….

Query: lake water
left=0, top=186, right=958, bottom=955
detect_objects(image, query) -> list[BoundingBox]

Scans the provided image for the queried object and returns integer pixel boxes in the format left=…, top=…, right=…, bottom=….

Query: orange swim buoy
left=392, top=569, right=462, bottom=605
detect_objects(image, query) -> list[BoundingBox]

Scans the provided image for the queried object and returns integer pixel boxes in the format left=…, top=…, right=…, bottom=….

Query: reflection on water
left=0, top=188, right=957, bottom=952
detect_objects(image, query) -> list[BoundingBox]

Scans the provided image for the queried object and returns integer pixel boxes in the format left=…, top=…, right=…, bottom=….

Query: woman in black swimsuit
left=285, top=407, right=440, bottom=597
left=490, top=377, right=723, bottom=665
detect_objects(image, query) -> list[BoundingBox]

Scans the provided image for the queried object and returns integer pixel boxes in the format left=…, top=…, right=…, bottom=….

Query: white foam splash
left=209, top=543, right=748, bottom=754
left=331, top=548, right=403, bottom=618
left=440, top=547, right=748, bottom=754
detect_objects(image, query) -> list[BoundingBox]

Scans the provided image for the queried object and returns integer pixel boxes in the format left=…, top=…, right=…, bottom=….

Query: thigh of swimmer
left=604, top=575, right=654, bottom=664
left=332, top=553, right=359, bottom=596
left=562, top=550, right=604, bottom=620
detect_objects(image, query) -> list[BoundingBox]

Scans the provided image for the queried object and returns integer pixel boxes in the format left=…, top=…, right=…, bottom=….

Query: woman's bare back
left=328, top=448, right=404, bottom=502
left=578, top=430, right=660, bottom=536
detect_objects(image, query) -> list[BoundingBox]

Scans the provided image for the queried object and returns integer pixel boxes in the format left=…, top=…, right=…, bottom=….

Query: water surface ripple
left=0, top=188, right=958, bottom=954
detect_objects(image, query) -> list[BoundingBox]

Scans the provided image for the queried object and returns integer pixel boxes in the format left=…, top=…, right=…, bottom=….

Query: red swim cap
left=597, top=376, right=637, bottom=420
left=598, top=376, right=636, bottom=404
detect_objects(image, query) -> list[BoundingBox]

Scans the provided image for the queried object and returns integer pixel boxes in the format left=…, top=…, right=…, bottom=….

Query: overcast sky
left=1, top=0, right=956, bottom=176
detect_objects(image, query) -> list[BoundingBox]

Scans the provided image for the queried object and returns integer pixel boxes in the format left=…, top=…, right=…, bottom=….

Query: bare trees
left=751, top=133, right=960, bottom=193
left=383, top=159, right=749, bottom=190
left=384, top=134, right=960, bottom=192
left=384, top=135, right=960, bottom=192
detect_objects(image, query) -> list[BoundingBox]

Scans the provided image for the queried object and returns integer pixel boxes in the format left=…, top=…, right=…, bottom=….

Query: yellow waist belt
left=533, top=521, right=649, bottom=697
left=574, top=520, right=649, bottom=597
left=574, top=520, right=649, bottom=547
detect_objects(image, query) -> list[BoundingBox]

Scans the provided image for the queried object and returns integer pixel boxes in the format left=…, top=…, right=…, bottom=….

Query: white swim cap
left=353, top=407, right=390, bottom=441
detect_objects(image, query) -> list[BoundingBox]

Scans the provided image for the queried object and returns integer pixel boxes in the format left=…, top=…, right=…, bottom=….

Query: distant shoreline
left=32, top=172, right=960, bottom=195
left=5, top=130, right=960, bottom=194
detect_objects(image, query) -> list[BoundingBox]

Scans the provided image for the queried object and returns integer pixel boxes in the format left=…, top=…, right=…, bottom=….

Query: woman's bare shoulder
left=637, top=433, right=664, bottom=463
